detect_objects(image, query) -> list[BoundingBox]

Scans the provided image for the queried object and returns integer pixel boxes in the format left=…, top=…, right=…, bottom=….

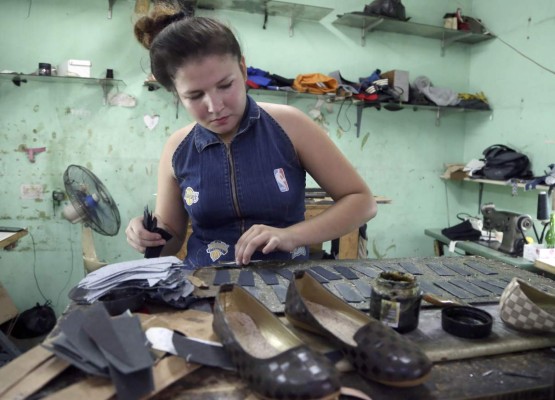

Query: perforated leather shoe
left=213, top=283, right=341, bottom=400
left=285, top=270, right=432, bottom=387
left=500, top=277, right=555, bottom=333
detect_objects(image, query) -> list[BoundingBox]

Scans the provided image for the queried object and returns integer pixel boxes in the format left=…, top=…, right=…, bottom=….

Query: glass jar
left=369, top=271, right=422, bottom=333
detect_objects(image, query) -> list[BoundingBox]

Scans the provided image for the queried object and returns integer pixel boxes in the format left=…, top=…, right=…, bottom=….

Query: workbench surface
left=2, top=256, right=554, bottom=400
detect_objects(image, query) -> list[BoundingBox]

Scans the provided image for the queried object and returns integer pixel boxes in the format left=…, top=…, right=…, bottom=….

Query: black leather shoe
left=213, top=283, right=341, bottom=400
left=285, top=270, right=432, bottom=387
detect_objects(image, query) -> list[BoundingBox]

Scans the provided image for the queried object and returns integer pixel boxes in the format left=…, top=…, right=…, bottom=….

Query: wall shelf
left=355, top=101, right=491, bottom=136
left=0, top=73, right=125, bottom=104
left=332, top=13, right=495, bottom=53
left=442, top=176, right=550, bottom=192
left=197, top=0, right=333, bottom=36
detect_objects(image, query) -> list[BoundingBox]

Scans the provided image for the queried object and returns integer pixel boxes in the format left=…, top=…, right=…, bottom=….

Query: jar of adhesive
left=369, top=271, right=422, bottom=333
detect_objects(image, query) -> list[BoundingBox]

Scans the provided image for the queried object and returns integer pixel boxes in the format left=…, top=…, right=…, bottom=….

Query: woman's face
left=174, top=54, right=247, bottom=142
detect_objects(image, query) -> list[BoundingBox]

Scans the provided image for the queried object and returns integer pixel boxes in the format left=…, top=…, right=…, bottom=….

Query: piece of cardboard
left=441, top=163, right=468, bottom=181
left=380, top=69, right=409, bottom=102
left=0, top=281, right=18, bottom=325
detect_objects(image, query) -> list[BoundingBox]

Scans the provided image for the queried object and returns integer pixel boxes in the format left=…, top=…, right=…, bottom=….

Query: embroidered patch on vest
left=207, top=240, right=229, bottom=262
left=184, top=187, right=199, bottom=206
left=274, top=168, right=289, bottom=192
left=291, top=246, right=307, bottom=259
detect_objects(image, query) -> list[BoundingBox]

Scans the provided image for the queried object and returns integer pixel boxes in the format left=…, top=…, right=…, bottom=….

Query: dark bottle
left=545, top=213, right=555, bottom=249
left=369, top=271, right=422, bottom=333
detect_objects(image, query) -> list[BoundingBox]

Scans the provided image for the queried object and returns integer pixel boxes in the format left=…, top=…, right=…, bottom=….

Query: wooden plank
left=0, top=355, right=69, bottom=399
left=0, top=229, right=28, bottom=249
left=0, top=345, right=53, bottom=395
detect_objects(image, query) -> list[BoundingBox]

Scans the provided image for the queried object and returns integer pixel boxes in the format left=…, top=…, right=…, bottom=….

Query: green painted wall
left=2, top=0, right=550, bottom=316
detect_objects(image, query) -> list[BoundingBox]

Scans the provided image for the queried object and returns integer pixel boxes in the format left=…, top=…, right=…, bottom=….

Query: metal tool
left=481, top=203, right=532, bottom=256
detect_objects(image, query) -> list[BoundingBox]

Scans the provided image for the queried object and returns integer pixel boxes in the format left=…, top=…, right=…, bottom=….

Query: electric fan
left=62, top=165, right=121, bottom=273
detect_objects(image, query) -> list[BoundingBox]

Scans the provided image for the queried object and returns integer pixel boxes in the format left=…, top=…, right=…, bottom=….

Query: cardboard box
left=57, top=59, right=91, bottom=78
left=523, top=244, right=555, bottom=262
left=380, top=70, right=409, bottom=102
left=0, top=281, right=18, bottom=325
left=441, top=163, right=469, bottom=181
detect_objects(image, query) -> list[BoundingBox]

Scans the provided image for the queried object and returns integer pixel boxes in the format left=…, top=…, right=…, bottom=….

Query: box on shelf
left=441, top=163, right=468, bottom=181
left=523, top=244, right=555, bottom=262
left=57, top=59, right=91, bottom=78
left=380, top=70, right=409, bottom=102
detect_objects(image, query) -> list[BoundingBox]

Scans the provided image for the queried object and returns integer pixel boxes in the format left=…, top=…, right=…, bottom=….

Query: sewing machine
left=481, top=203, right=533, bottom=256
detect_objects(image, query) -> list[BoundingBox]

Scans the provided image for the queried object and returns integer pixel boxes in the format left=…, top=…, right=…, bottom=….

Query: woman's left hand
left=235, top=224, right=297, bottom=265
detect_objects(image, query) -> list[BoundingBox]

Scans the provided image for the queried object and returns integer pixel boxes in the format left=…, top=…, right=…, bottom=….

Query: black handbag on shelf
left=477, top=144, right=533, bottom=181
left=364, top=0, right=408, bottom=21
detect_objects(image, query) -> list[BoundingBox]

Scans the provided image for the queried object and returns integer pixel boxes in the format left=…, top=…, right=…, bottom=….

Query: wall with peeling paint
left=2, top=0, right=551, bottom=317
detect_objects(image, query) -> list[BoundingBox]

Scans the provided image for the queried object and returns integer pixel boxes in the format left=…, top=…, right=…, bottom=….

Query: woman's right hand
left=125, top=216, right=167, bottom=253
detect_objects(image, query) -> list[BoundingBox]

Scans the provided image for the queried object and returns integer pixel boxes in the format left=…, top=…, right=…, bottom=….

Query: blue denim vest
left=173, top=96, right=309, bottom=268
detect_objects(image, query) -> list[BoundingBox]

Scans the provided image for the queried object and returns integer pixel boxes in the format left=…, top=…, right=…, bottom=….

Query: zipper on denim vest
left=226, top=144, right=244, bottom=232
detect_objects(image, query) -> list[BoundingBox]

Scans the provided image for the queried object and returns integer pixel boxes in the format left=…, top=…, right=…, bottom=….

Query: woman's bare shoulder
left=165, top=122, right=196, bottom=151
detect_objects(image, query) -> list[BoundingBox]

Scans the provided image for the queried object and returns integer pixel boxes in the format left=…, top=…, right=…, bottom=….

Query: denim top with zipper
left=172, top=95, right=309, bottom=268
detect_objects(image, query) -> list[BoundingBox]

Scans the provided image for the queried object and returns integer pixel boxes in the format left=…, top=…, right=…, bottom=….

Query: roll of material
left=537, top=191, right=549, bottom=221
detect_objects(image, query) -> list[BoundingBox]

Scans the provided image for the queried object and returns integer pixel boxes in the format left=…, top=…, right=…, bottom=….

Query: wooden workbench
left=177, top=196, right=391, bottom=261
left=0, top=228, right=28, bottom=250
left=2, top=256, right=554, bottom=400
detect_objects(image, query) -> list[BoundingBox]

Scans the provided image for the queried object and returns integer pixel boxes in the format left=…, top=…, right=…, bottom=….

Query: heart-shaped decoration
left=144, top=114, right=160, bottom=130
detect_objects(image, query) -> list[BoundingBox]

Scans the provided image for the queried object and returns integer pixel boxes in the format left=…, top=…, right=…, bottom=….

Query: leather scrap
left=426, top=262, right=457, bottom=276
left=333, top=265, right=359, bottom=280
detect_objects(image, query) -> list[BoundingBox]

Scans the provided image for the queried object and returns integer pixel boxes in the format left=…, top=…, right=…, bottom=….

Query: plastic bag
left=364, top=0, right=407, bottom=21
left=10, top=302, right=56, bottom=339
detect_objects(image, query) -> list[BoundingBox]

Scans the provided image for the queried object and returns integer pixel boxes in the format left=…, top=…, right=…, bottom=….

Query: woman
left=126, top=6, right=377, bottom=268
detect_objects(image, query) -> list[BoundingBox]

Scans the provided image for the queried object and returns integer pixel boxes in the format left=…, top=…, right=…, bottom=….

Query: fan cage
left=63, top=165, right=121, bottom=236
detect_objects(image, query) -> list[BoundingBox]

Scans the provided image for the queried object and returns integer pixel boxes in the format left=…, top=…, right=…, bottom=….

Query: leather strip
left=255, top=269, right=280, bottom=285
left=397, top=262, right=423, bottom=275
left=334, top=282, right=365, bottom=303
left=307, top=270, right=329, bottom=283
left=272, top=284, right=288, bottom=304
left=419, top=280, right=447, bottom=297
left=486, top=277, right=512, bottom=289
left=173, top=333, right=235, bottom=370
left=464, top=261, right=498, bottom=275
left=426, top=262, right=457, bottom=276
left=469, top=279, right=505, bottom=295
left=311, top=266, right=342, bottom=280
left=352, top=265, right=379, bottom=278
left=433, top=281, right=473, bottom=299
left=275, top=268, right=293, bottom=280
left=352, top=280, right=373, bottom=298
left=212, top=269, right=232, bottom=286
left=237, top=270, right=255, bottom=287
left=333, top=265, right=359, bottom=280
left=449, top=279, right=491, bottom=297
left=372, top=263, right=403, bottom=272
left=442, top=262, right=473, bottom=276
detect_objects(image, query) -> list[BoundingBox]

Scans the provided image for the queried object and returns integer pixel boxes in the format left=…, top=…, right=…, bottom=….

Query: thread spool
left=537, top=191, right=549, bottom=222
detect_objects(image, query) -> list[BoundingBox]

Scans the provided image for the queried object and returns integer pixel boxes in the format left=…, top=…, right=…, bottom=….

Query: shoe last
left=212, top=283, right=341, bottom=400
left=499, top=277, right=555, bottom=333
left=284, top=270, right=432, bottom=387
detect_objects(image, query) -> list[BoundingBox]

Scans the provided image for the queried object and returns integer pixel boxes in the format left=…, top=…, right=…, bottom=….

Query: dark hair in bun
left=134, top=5, right=242, bottom=91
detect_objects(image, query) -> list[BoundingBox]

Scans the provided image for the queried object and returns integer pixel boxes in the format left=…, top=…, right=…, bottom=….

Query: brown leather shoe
left=213, top=283, right=341, bottom=400
left=285, top=270, right=432, bottom=387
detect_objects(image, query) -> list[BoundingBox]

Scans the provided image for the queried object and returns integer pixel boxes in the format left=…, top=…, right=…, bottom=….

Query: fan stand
left=82, top=225, right=107, bottom=274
